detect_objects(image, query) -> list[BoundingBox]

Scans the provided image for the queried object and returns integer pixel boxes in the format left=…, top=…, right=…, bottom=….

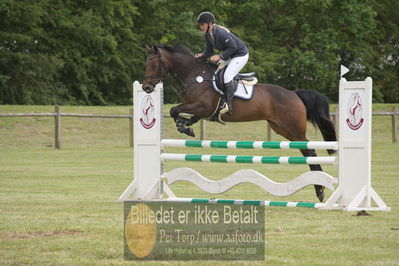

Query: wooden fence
left=0, top=106, right=397, bottom=148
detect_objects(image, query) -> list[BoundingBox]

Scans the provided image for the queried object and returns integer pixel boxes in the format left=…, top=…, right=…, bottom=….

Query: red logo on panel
left=140, top=95, right=156, bottom=129
left=346, top=93, right=364, bottom=130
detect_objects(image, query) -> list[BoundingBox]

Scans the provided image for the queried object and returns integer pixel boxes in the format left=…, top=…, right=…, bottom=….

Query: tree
left=0, top=0, right=143, bottom=105
left=370, top=0, right=399, bottom=102
left=0, top=0, right=398, bottom=104
left=225, top=0, right=377, bottom=102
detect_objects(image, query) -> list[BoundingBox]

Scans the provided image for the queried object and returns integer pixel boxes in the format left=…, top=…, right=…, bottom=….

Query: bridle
left=143, top=49, right=169, bottom=87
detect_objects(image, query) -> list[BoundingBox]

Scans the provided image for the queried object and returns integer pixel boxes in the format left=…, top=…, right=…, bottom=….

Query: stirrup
left=220, top=102, right=229, bottom=114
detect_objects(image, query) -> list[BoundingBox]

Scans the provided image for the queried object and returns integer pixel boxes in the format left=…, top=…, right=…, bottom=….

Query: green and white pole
left=161, top=139, right=338, bottom=150
left=162, top=198, right=328, bottom=208
left=161, top=153, right=337, bottom=165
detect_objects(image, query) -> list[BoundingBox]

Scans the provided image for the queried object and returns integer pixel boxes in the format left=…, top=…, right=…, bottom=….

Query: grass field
left=1, top=104, right=398, bottom=265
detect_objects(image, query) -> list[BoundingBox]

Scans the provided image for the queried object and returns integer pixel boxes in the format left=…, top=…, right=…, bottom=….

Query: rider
left=194, top=11, right=249, bottom=115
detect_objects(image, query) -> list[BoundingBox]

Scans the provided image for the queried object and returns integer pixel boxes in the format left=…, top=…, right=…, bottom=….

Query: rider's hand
left=194, top=53, right=203, bottom=59
left=210, top=55, right=220, bottom=63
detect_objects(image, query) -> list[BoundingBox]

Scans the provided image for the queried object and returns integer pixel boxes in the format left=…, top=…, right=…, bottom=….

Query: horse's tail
left=295, top=90, right=337, bottom=155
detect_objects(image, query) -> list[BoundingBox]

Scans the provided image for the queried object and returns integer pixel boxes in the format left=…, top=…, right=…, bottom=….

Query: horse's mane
left=156, top=43, right=217, bottom=71
left=157, top=43, right=194, bottom=57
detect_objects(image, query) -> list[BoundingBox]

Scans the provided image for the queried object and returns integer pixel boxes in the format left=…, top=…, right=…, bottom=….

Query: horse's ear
left=145, top=44, right=152, bottom=53
left=152, top=45, right=159, bottom=54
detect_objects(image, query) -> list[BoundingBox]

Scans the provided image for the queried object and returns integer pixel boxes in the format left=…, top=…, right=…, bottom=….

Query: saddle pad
left=212, top=76, right=254, bottom=100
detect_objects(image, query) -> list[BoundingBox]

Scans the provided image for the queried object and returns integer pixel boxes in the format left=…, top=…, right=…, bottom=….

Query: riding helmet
left=197, top=12, right=215, bottom=24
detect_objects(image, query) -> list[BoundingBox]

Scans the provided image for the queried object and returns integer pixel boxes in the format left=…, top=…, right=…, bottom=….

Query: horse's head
left=143, top=45, right=169, bottom=93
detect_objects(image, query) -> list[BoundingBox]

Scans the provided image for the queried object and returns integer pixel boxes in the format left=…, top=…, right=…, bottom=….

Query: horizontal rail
left=0, top=113, right=56, bottom=117
left=61, top=113, right=131, bottom=118
left=1, top=112, right=398, bottom=118
left=162, top=198, right=330, bottom=208
left=0, top=113, right=131, bottom=118
left=162, top=139, right=338, bottom=150
left=372, top=112, right=399, bottom=115
left=329, top=111, right=399, bottom=115
left=161, top=153, right=337, bottom=165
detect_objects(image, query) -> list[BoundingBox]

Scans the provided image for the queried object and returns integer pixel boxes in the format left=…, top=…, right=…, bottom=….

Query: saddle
left=214, top=61, right=258, bottom=93
left=208, top=61, right=258, bottom=123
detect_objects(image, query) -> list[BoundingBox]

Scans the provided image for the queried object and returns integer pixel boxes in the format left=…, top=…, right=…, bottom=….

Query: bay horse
left=142, top=44, right=337, bottom=202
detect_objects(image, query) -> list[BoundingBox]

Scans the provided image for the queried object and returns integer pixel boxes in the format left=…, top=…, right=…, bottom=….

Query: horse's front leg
left=170, top=103, right=202, bottom=137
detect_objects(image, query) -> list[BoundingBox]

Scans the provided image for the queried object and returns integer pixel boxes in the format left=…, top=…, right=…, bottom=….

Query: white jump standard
left=119, top=74, right=390, bottom=211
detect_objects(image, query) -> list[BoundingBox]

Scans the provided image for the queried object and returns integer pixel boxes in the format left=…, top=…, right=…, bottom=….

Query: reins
left=144, top=47, right=216, bottom=91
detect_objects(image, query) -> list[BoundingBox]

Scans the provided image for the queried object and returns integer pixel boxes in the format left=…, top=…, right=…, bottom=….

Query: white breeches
left=223, top=53, right=249, bottom=83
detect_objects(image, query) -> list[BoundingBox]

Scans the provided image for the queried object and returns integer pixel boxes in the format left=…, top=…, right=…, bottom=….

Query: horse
left=142, top=44, right=337, bottom=202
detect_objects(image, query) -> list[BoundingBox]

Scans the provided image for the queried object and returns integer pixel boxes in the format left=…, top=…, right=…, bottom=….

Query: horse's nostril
left=143, top=86, right=152, bottom=93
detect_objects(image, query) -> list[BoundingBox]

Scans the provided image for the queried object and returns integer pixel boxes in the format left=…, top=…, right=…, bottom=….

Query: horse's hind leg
left=267, top=121, right=325, bottom=202
left=299, top=148, right=325, bottom=202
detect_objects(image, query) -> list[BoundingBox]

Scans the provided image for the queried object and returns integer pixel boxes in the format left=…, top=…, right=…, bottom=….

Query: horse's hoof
left=327, top=149, right=337, bottom=155
left=316, top=187, right=325, bottom=202
left=185, top=128, right=195, bottom=137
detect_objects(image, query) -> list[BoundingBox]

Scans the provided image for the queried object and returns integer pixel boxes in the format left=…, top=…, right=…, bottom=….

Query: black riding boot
left=222, top=80, right=235, bottom=115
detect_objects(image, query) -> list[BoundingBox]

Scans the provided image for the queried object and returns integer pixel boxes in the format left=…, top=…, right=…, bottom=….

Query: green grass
left=1, top=104, right=399, bottom=265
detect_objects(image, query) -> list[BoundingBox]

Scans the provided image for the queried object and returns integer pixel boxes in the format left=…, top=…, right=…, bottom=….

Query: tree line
left=1, top=0, right=398, bottom=105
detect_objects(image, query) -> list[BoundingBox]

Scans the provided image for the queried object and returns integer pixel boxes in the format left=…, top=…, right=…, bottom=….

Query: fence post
left=129, top=108, right=133, bottom=147
left=392, top=106, right=398, bottom=143
left=200, top=120, right=206, bottom=140
left=267, top=123, right=272, bottom=141
left=55, top=106, right=61, bottom=149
